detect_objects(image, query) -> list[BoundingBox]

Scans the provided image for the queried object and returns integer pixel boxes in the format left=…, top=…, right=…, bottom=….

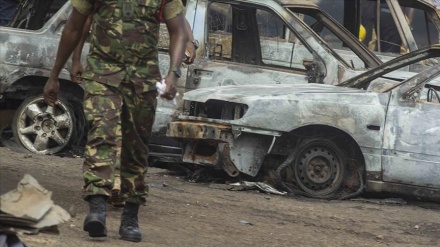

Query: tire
left=12, top=94, right=76, bottom=154
left=292, top=138, right=346, bottom=197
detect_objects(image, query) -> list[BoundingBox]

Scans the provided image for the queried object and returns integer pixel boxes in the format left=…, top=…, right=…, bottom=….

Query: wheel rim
left=15, top=96, right=73, bottom=154
left=294, top=143, right=344, bottom=196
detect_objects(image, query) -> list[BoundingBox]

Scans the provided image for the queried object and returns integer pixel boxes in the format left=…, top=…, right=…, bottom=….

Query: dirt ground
left=1, top=146, right=440, bottom=247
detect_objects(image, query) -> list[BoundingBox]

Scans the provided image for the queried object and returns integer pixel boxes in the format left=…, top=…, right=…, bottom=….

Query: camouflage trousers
left=82, top=79, right=157, bottom=204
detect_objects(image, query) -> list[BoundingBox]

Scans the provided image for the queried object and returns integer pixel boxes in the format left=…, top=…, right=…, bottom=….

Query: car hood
left=184, top=84, right=366, bottom=103
left=181, top=83, right=389, bottom=135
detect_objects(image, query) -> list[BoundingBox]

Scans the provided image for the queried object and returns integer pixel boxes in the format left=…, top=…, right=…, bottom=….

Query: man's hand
left=44, top=76, right=60, bottom=106
left=70, top=59, right=84, bottom=83
left=160, top=74, right=178, bottom=100
left=183, top=41, right=196, bottom=64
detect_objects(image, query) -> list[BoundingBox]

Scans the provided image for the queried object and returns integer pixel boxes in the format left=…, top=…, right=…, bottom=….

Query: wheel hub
left=307, top=157, right=331, bottom=184
left=294, top=143, right=343, bottom=196
left=33, top=114, right=56, bottom=135
left=42, top=118, right=55, bottom=133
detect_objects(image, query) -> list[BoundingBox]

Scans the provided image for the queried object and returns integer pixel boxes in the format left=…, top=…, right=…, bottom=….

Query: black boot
left=83, top=195, right=107, bottom=237
left=119, top=202, right=142, bottom=242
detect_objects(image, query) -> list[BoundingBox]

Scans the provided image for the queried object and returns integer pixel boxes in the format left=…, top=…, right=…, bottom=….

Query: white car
left=167, top=46, right=440, bottom=201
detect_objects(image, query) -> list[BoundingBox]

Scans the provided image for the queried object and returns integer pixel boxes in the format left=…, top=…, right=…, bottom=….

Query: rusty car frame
left=167, top=45, right=440, bottom=201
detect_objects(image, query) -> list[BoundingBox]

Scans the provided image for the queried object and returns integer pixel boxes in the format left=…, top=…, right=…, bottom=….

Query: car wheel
left=293, top=138, right=346, bottom=197
left=12, top=94, right=75, bottom=154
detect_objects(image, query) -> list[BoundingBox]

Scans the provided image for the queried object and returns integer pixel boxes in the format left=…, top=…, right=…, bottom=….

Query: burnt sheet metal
left=275, top=0, right=319, bottom=8
left=366, top=181, right=440, bottom=202
left=168, top=121, right=234, bottom=169
left=167, top=121, right=231, bottom=140
left=0, top=3, right=81, bottom=93
left=382, top=151, right=440, bottom=187
left=181, top=84, right=388, bottom=149
left=0, top=174, right=71, bottom=234
left=179, top=83, right=391, bottom=174
left=167, top=121, right=273, bottom=176
left=0, top=174, right=54, bottom=221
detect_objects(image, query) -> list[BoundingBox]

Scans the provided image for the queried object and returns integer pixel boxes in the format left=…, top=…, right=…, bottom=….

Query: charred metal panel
left=366, top=181, right=440, bottom=202
left=167, top=121, right=273, bottom=176
left=188, top=62, right=309, bottom=91
left=366, top=171, right=382, bottom=181
left=228, top=133, right=273, bottom=175
left=0, top=4, right=84, bottom=94
left=181, top=83, right=390, bottom=176
left=182, top=84, right=388, bottom=147
left=167, top=121, right=231, bottom=140
left=382, top=88, right=440, bottom=187
left=0, top=65, right=71, bottom=93
left=382, top=152, right=440, bottom=187
left=168, top=121, right=234, bottom=168
left=360, top=147, right=382, bottom=173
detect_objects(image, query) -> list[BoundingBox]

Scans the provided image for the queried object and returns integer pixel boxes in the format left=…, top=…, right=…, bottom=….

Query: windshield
left=7, top=0, right=67, bottom=30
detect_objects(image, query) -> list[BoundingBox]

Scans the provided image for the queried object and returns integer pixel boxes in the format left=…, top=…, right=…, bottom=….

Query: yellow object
left=359, top=24, right=366, bottom=42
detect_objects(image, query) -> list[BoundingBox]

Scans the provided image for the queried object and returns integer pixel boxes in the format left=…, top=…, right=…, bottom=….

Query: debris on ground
left=210, top=181, right=287, bottom=195
left=239, top=220, right=254, bottom=226
left=350, top=197, right=407, bottom=205
left=0, top=174, right=71, bottom=245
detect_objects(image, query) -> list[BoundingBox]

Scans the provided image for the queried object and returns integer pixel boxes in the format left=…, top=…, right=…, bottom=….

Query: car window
left=404, top=7, right=439, bottom=48
left=10, top=0, right=67, bottom=30
left=207, top=2, right=313, bottom=71
left=207, top=2, right=233, bottom=60
left=297, top=13, right=364, bottom=69
left=256, top=9, right=314, bottom=70
left=320, top=0, right=440, bottom=51
left=360, top=1, right=405, bottom=54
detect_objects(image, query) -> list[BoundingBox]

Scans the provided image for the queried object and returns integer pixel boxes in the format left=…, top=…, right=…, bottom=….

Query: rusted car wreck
left=167, top=46, right=440, bottom=201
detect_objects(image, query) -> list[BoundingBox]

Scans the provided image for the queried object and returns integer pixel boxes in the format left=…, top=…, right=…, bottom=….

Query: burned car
left=0, top=0, right=385, bottom=155
left=167, top=46, right=440, bottom=201
left=1, top=0, right=439, bottom=157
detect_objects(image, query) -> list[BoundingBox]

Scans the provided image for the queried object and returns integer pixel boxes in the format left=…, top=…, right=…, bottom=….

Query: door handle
left=367, top=124, right=380, bottom=131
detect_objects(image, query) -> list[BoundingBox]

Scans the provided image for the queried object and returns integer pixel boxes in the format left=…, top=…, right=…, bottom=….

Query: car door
left=186, top=1, right=325, bottom=92
left=382, top=74, right=440, bottom=188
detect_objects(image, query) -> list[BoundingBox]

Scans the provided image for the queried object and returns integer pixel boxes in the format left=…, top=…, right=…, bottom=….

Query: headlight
left=188, top=100, right=248, bottom=120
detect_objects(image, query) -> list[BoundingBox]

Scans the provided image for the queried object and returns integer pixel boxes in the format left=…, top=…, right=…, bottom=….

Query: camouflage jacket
left=71, top=0, right=184, bottom=93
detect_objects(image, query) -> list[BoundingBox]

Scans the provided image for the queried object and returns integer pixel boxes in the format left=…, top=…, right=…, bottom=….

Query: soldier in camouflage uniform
left=68, top=4, right=197, bottom=207
left=43, top=0, right=187, bottom=242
